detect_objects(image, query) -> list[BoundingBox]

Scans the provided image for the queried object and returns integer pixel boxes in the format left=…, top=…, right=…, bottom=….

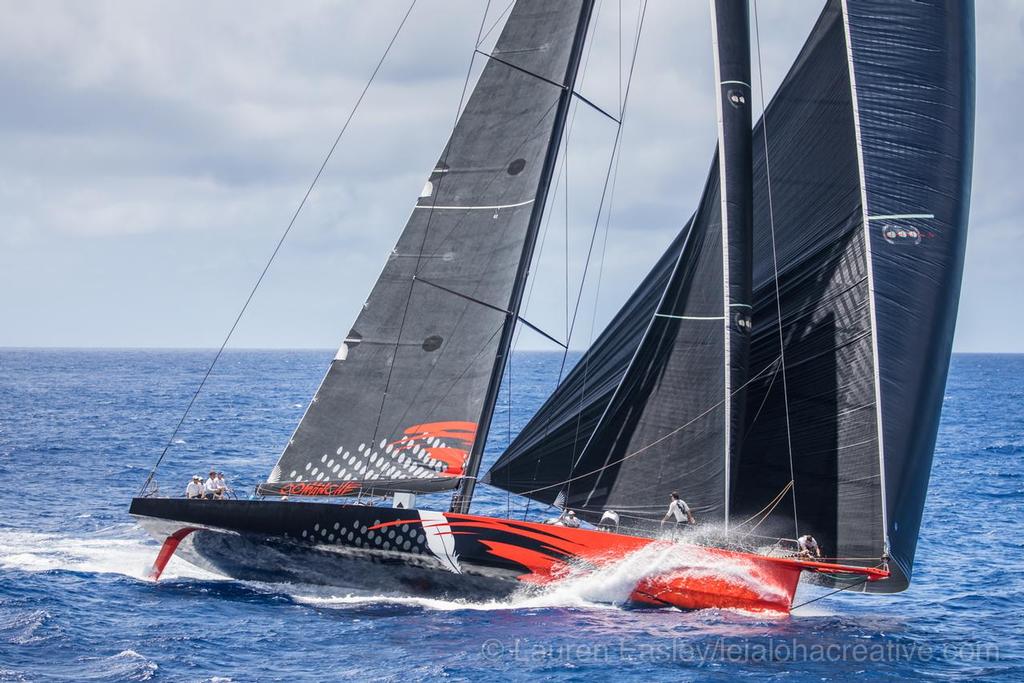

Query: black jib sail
left=487, top=0, right=972, bottom=594
left=260, top=0, right=595, bottom=498
left=487, top=0, right=754, bottom=527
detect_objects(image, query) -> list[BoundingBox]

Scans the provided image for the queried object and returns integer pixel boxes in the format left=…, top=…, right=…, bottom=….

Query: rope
left=752, top=0, right=798, bottom=540
left=137, top=0, right=419, bottom=495
left=790, top=577, right=869, bottom=611
left=731, top=479, right=793, bottom=533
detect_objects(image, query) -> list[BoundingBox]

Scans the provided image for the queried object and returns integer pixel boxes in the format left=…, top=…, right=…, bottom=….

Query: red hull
left=432, top=513, right=887, bottom=613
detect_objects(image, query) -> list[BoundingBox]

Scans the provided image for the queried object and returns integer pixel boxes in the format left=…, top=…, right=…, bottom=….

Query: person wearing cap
left=186, top=476, right=204, bottom=499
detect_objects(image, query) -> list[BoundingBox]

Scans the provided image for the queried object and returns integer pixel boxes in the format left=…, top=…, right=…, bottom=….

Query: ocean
left=0, top=349, right=1020, bottom=681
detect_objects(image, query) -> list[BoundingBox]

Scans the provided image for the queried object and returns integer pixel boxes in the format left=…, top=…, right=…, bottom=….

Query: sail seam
left=841, top=0, right=891, bottom=557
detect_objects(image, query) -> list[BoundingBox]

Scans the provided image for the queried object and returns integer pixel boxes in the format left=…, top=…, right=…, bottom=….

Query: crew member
left=186, top=475, right=204, bottom=499
left=205, top=470, right=222, bottom=500
left=216, top=472, right=229, bottom=498
left=562, top=510, right=581, bottom=528
left=660, top=491, right=696, bottom=527
left=597, top=510, right=620, bottom=532
left=797, top=534, right=822, bottom=559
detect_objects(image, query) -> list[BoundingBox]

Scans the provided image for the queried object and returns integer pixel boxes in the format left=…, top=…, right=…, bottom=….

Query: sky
left=0, top=1, right=1019, bottom=352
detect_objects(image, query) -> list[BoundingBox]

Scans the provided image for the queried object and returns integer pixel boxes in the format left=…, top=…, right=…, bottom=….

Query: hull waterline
left=130, top=498, right=886, bottom=612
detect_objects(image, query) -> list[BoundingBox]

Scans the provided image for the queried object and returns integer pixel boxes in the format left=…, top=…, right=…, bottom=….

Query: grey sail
left=260, top=0, right=595, bottom=498
left=486, top=0, right=754, bottom=527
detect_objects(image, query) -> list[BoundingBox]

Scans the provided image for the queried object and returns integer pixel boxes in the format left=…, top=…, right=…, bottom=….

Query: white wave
left=0, top=527, right=792, bottom=615
left=289, top=540, right=789, bottom=614
left=0, top=527, right=220, bottom=581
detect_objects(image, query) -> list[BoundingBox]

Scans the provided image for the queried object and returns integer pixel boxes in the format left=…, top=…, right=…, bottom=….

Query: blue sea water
left=0, top=349, right=1021, bottom=681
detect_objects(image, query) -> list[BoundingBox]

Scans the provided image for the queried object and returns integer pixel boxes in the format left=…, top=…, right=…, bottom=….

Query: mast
left=451, top=0, right=597, bottom=514
left=710, top=0, right=753, bottom=531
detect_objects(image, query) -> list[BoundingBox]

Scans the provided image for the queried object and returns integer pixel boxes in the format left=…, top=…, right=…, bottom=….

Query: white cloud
left=0, top=1, right=1012, bottom=351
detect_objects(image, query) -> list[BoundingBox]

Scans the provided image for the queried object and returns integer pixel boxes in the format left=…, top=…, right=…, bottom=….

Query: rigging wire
left=539, top=0, right=648, bottom=471
left=789, top=577, right=870, bottom=611
left=138, top=0, right=419, bottom=495
left=752, top=0, right=799, bottom=539
left=370, top=0, right=492, bottom=448
left=509, top=0, right=610, bottom=520
left=566, top=0, right=634, bottom=477
left=732, top=479, right=793, bottom=535
left=477, top=0, right=516, bottom=48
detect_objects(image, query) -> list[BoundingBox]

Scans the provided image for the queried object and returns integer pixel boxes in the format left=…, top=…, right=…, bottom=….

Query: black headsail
left=486, top=0, right=754, bottom=528
left=260, top=0, right=595, bottom=499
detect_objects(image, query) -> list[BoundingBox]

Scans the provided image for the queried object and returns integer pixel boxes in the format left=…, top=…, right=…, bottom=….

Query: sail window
left=507, top=158, right=527, bottom=175
left=422, top=335, right=443, bottom=352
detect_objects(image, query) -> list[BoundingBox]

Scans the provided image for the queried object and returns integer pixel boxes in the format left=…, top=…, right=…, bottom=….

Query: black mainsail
left=487, top=0, right=754, bottom=527
left=261, top=0, right=595, bottom=498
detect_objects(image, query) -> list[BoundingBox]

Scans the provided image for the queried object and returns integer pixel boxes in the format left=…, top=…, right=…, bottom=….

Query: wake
left=0, top=527, right=808, bottom=616
left=0, top=526, right=219, bottom=582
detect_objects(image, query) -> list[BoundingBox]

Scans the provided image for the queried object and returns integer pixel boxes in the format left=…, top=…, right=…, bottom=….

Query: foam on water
left=289, top=539, right=790, bottom=614
left=0, top=527, right=220, bottom=582
left=0, top=525, right=790, bottom=614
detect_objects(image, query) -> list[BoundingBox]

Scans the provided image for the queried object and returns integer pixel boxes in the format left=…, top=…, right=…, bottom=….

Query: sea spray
left=289, top=539, right=790, bottom=614
left=0, top=527, right=219, bottom=581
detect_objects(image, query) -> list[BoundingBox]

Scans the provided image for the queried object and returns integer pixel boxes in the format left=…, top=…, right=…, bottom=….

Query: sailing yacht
left=130, top=0, right=974, bottom=612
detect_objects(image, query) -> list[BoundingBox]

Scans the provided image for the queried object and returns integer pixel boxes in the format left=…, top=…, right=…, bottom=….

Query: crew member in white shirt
left=797, top=534, right=822, bottom=559
left=186, top=476, right=204, bottom=499
left=660, top=491, right=696, bottom=527
left=215, top=472, right=229, bottom=498
left=205, top=470, right=222, bottom=500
